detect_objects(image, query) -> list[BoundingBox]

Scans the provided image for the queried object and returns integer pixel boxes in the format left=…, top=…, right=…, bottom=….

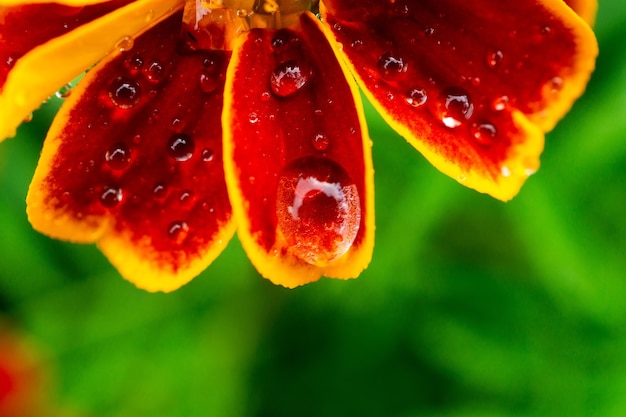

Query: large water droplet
left=276, top=157, right=361, bottom=266
left=115, top=36, right=134, bottom=52
left=435, top=87, right=474, bottom=128
left=55, top=83, right=72, bottom=99
left=105, top=142, right=131, bottom=170
left=270, top=60, right=312, bottom=98
left=167, top=133, right=194, bottom=161
left=377, top=52, right=407, bottom=80
left=100, top=185, right=123, bottom=208
left=108, top=77, right=141, bottom=108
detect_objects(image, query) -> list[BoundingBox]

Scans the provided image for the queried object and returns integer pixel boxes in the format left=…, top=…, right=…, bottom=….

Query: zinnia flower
left=0, top=0, right=597, bottom=291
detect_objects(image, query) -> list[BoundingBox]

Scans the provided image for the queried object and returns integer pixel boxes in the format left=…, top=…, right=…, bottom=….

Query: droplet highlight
left=105, top=142, right=131, bottom=170
left=100, top=185, right=123, bottom=208
left=377, top=52, right=407, bottom=80
left=405, top=87, right=427, bottom=108
left=108, top=77, right=141, bottom=109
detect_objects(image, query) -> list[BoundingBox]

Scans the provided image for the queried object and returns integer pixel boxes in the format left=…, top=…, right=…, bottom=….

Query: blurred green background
left=1, top=2, right=625, bottom=416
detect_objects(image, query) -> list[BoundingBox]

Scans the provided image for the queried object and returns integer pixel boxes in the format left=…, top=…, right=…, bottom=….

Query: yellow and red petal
left=223, top=11, right=375, bottom=288
left=0, top=0, right=184, bottom=141
left=27, top=10, right=235, bottom=292
left=321, top=0, right=597, bottom=201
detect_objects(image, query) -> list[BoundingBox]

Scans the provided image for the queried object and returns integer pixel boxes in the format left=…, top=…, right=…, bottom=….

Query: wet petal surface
left=223, top=11, right=375, bottom=288
left=322, top=0, right=597, bottom=200
left=27, top=10, right=234, bottom=292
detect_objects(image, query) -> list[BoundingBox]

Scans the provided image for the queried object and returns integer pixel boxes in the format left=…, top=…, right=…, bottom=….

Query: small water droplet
left=312, top=133, right=330, bottom=151
left=546, top=76, right=563, bottom=94
left=501, top=166, right=512, bottom=177
left=115, top=35, right=134, bottom=52
left=202, top=148, right=214, bottom=162
left=179, top=190, right=194, bottom=206
left=105, top=142, right=131, bottom=170
left=153, top=183, right=168, bottom=199
left=108, top=77, right=141, bottom=108
left=55, top=83, right=72, bottom=99
left=100, top=185, right=123, bottom=208
left=260, top=91, right=271, bottom=102
left=491, top=95, right=509, bottom=111
left=145, top=60, right=166, bottom=83
left=168, top=221, right=189, bottom=243
left=167, top=133, right=194, bottom=161
left=486, top=49, right=503, bottom=68
left=351, top=39, right=364, bottom=50
left=270, top=59, right=312, bottom=98
left=22, top=113, right=33, bottom=123
left=145, top=9, right=154, bottom=22
left=377, top=52, right=407, bottom=80
left=471, top=121, right=497, bottom=146
left=271, top=30, right=299, bottom=52
left=199, top=72, right=218, bottom=93
left=248, top=112, right=259, bottom=124
left=435, top=87, right=474, bottom=128
left=276, top=157, right=361, bottom=266
left=405, top=87, right=427, bottom=108
left=125, top=54, right=144, bottom=74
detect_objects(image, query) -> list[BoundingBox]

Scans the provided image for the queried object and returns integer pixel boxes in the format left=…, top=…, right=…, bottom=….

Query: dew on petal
left=125, top=54, right=144, bottom=74
left=55, top=83, right=73, bottom=99
left=100, top=185, right=123, bottom=208
left=492, top=95, right=510, bottom=111
left=202, top=148, right=214, bottom=162
left=115, top=36, right=134, bottom=52
left=108, top=77, right=141, bottom=109
left=471, top=121, right=497, bottom=146
left=144, top=60, right=166, bottom=83
left=168, top=221, right=189, bottom=244
left=199, top=72, right=219, bottom=93
left=270, top=59, right=312, bottom=98
left=167, top=133, right=194, bottom=161
left=405, top=87, right=427, bottom=108
left=153, top=183, right=168, bottom=200
left=435, top=87, right=474, bottom=128
left=377, top=52, right=407, bottom=80
left=105, top=142, right=131, bottom=170
left=486, top=49, right=504, bottom=68
left=312, top=133, right=330, bottom=151
left=276, top=157, right=361, bottom=266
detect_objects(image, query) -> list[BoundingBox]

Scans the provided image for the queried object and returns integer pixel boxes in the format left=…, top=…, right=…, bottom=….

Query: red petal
left=27, top=10, right=235, bottom=292
left=321, top=0, right=597, bottom=200
left=0, top=1, right=133, bottom=89
left=223, top=12, right=375, bottom=287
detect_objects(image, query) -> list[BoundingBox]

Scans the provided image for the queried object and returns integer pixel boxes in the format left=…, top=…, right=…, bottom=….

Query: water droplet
left=55, top=83, right=72, bottom=99
left=179, top=190, right=194, bottom=206
left=167, top=133, right=194, bottom=161
left=145, top=9, right=154, bottom=22
left=270, top=59, right=312, bottom=98
left=260, top=91, right=271, bottom=102
left=108, top=77, right=141, bottom=108
left=199, top=72, right=218, bottom=93
left=271, top=30, right=300, bottom=52
left=546, top=76, right=563, bottom=94
left=202, top=148, right=214, bottom=162
left=100, top=185, right=123, bottom=208
left=377, top=52, right=407, bottom=80
left=435, top=87, right=474, bottom=128
left=486, top=49, right=503, bottom=68
left=405, top=87, right=427, bottom=108
left=351, top=39, right=364, bottom=50
left=115, top=36, right=134, bottom=52
left=276, top=157, right=361, bottom=266
left=153, top=183, right=168, bottom=199
left=492, top=95, right=509, bottom=111
left=501, top=166, right=512, bottom=177
left=125, top=54, right=144, bottom=74
left=145, top=60, right=166, bottom=83
left=168, top=221, right=189, bottom=243
left=312, top=133, right=329, bottom=151
left=471, top=121, right=497, bottom=146
left=22, top=113, right=33, bottom=123
left=248, top=112, right=259, bottom=124
left=105, top=142, right=131, bottom=170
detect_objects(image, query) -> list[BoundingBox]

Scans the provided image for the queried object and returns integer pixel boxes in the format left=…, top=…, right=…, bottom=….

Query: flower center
left=182, top=0, right=317, bottom=50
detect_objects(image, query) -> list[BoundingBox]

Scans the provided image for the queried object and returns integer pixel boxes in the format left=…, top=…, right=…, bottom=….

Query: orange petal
left=563, top=0, right=597, bottom=25
left=27, top=10, right=235, bottom=292
left=223, top=12, right=375, bottom=288
left=0, top=0, right=184, bottom=141
left=321, top=0, right=597, bottom=201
